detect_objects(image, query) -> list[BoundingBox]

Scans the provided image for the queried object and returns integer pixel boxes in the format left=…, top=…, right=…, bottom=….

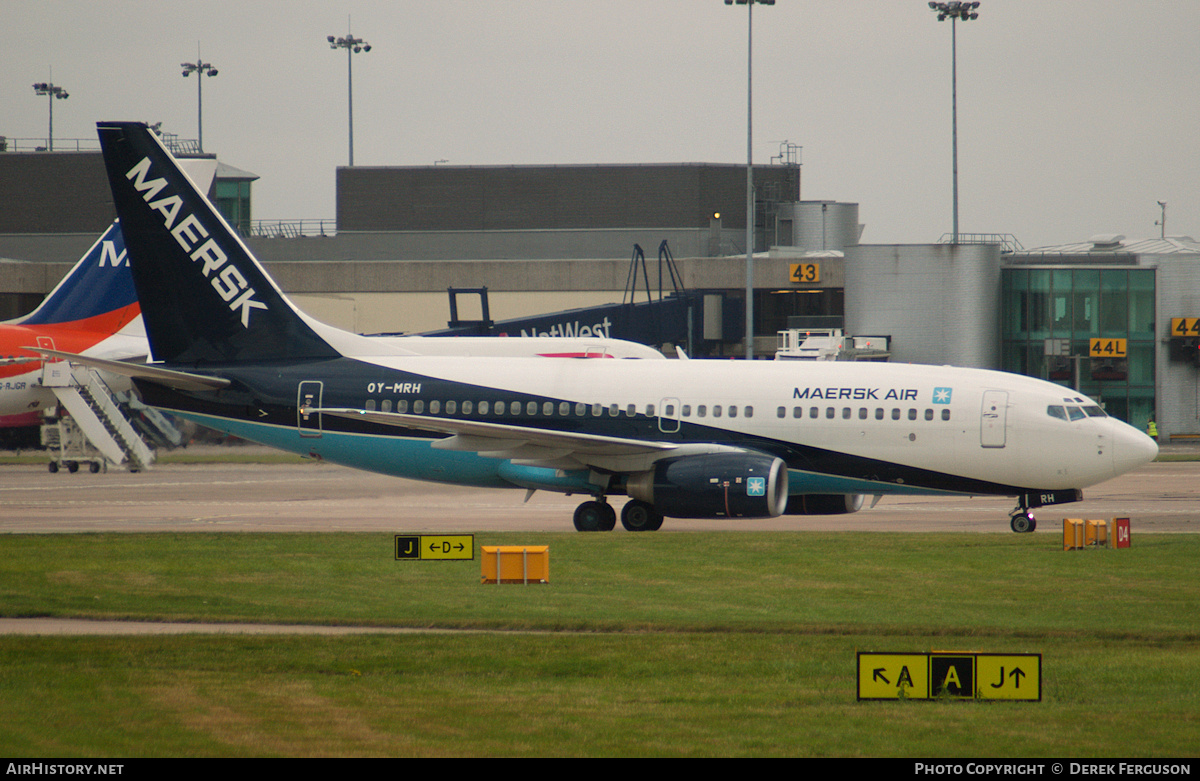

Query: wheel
left=1010, top=512, right=1036, bottom=534
left=66, top=461, right=79, bottom=473
left=598, top=502, right=616, bottom=531
left=621, top=500, right=664, bottom=532
left=48, top=461, right=59, bottom=474
left=573, top=500, right=610, bottom=532
left=89, top=462, right=101, bottom=474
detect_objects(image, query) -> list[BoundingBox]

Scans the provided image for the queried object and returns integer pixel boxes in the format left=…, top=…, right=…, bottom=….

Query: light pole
left=929, top=1, right=979, bottom=244
left=1156, top=201, right=1167, bottom=239
left=32, top=81, right=69, bottom=152
left=327, top=30, right=371, bottom=166
left=725, top=0, right=775, bottom=360
left=181, top=51, right=218, bottom=152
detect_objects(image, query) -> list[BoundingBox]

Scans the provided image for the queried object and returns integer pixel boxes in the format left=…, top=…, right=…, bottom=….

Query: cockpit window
left=1082, top=406, right=1107, bottom=418
left=1066, top=406, right=1087, bottom=421
left=1047, top=405, right=1068, bottom=421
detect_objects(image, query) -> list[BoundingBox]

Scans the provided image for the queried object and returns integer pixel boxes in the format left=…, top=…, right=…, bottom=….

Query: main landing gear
left=572, top=498, right=664, bottom=532
left=573, top=499, right=616, bottom=532
left=1009, top=505, right=1037, bottom=534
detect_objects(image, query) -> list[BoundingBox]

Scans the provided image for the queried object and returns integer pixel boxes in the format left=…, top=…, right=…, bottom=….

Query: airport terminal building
left=2, top=144, right=1197, bottom=440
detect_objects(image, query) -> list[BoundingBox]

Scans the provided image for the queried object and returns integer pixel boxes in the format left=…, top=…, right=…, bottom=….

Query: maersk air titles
left=45, top=121, right=1156, bottom=533
left=793, top=386, right=921, bottom=401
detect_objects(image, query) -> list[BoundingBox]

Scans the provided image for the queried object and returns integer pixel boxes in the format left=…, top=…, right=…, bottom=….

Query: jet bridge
left=413, top=242, right=731, bottom=354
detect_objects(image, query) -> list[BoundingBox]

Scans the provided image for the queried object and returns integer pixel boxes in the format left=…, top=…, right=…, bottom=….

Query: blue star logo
left=933, top=387, right=953, bottom=404
left=747, top=477, right=766, bottom=496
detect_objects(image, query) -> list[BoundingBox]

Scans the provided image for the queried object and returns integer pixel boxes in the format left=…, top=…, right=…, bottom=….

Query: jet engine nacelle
left=784, top=494, right=865, bottom=515
left=625, top=453, right=788, bottom=519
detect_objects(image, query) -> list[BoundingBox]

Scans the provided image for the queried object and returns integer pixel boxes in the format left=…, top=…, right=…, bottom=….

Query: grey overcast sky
left=4, top=0, right=1197, bottom=250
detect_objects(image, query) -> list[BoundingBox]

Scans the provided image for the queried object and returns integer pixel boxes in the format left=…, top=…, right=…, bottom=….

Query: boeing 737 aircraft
left=44, top=122, right=1158, bottom=532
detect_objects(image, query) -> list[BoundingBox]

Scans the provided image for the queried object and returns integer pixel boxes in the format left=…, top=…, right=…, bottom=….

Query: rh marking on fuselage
left=125, top=156, right=268, bottom=328
left=793, top=387, right=918, bottom=401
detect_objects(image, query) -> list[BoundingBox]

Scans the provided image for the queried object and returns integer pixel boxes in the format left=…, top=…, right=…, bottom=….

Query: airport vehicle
left=45, top=122, right=1158, bottom=532
left=0, top=221, right=146, bottom=418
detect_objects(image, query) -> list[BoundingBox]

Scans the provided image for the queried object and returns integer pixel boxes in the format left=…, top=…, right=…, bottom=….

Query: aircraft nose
left=1110, top=418, right=1159, bottom=477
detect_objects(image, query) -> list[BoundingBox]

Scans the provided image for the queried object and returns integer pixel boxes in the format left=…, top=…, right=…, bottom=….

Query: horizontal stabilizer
left=27, top=348, right=230, bottom=392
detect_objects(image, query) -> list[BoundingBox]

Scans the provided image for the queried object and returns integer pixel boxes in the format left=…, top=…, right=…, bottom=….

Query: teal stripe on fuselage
left=176, top=412, right=969, bottom=499
left=176, top=411, right=514, bottom=488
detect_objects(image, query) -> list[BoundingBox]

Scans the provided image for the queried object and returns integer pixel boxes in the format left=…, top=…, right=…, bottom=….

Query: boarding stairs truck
left=39, top=358, right=156, bottom=472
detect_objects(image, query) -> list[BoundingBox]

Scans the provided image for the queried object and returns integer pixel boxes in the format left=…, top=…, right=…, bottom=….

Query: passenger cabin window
left=697, top=405, right=707, bottom=418
left=413, top=400, right=425, bottom=414
left=381, top=400, right=392, bottom=412
left=397, top=400, right=408, bottom=413
left=365, top=399, right=376, bottom=411
left=429, top=401, right=441, bottom=414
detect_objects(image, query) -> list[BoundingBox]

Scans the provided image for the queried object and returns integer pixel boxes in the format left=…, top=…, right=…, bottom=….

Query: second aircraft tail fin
left=10, top=221, right=139, bottom=330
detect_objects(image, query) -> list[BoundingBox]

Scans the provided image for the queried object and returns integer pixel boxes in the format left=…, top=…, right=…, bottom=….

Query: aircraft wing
left=26, top=348, right=230, bottom=392
left=317, top=407, right=681, bottom=470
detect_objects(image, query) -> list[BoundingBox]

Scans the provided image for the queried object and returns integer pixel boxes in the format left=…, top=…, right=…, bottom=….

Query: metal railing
left=937, top=232, right=1025, bottom=252
left=0, top=137, right=99, bottom=152
left=0, top=133, right=201, bottom=155
left=246, top=219, right=337, bottom=238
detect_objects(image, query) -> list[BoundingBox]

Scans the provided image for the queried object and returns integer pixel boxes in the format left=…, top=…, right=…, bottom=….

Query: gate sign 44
left=1171, top=317, right=1200, bottom=337
left=1089, top=338, right=1127, bottom=358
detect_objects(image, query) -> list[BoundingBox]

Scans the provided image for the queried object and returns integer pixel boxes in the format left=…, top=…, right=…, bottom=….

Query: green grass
left=0, top=532, right=1197, bottom=757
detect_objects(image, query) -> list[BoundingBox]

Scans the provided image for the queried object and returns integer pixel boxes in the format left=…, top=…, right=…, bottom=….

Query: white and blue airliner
left=40, top=122, right=1158, bottom=532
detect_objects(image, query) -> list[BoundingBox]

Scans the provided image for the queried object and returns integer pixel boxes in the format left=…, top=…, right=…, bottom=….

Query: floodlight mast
left=32, top=80, right=69, bottom=152
left=328, top=30, right=372, bottom=166
left=929, top=1, right=980, bottom=244
left=181, top=50, right=218, bottom=153
left=724, top=0, right=776, bottom=360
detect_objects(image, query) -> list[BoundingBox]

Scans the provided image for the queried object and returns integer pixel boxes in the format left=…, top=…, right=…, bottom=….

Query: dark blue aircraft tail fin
left=96, top=121, right=340, bottom=366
